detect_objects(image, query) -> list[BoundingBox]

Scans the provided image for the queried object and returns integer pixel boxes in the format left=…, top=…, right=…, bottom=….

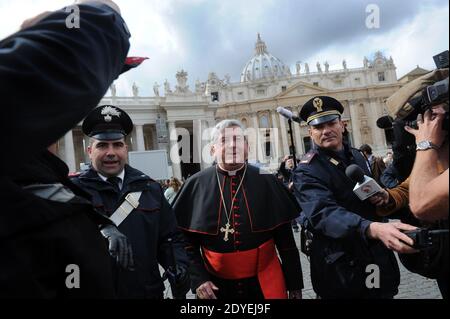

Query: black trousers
left=437, top=275, right=448, bottom=299
left=211, top=275, right=265, bottom=299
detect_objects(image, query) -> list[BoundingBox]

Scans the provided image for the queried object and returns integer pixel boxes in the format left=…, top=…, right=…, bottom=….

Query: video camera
left=399, top=222, right=449, bottom=280
left=403, top=228, right=449, bottom=250
left=376, top=50, right=449, bottom=180
left=388, top=50, right=448, bottom=126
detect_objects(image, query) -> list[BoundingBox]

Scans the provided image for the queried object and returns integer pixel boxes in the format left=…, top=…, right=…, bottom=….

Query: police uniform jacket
left=293, top=144, right=400, bottom=298
left=72, top=164, right=190, bottom=298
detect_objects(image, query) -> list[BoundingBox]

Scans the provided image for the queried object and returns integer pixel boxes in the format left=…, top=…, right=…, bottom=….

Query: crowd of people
left=0, top=0, right=447, bottom=300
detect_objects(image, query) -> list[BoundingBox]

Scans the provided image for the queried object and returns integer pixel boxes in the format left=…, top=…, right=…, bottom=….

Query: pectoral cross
left=220, top=223, right=235, bottom=242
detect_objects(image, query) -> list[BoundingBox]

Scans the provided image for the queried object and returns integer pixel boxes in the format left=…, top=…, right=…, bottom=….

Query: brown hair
left=169, top=177, right=182, bottom=192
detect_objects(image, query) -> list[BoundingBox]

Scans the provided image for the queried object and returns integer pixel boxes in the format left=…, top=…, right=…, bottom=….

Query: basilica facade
left=57, top=34, right=404, bottom=179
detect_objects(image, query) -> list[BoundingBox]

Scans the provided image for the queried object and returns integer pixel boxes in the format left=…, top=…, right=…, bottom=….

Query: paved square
left=162, top=230, right=442, bottom=299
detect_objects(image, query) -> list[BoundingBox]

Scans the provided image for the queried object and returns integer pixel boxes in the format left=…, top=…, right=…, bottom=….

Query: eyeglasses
left=218, top=135, right=246, bottom=145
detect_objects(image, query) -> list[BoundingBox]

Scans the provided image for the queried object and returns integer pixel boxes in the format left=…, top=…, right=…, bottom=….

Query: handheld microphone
left=277, top=107, right=301, bottom=123
left=345, top=164, right=383, bottom=201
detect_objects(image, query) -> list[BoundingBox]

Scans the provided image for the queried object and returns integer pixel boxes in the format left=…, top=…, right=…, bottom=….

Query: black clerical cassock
left=173, top=164, right=303, bottom=299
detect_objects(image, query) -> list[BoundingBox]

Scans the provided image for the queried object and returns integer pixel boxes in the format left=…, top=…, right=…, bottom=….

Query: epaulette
left=299, top=150, right=317, bottom=164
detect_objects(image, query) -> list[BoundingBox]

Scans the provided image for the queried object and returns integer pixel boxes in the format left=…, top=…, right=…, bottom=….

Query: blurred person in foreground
left=0, top=0, right=132, bottom=298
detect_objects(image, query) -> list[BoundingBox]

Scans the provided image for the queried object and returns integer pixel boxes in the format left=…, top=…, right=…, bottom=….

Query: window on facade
left=256, top=89, right=265, bottom=95
left=211, top=91, right=219, bottom=102
left=313, top=82, right=319, bottom=86
left=259, top=115, right=270, bottom=128
left=335, top=79, right=343, bottom=87
left=378, top=72, right=385, bottom=82
left=265, top=141, right=271, bottom=157
left=177, top=135, right=182, bottom=157
left=241, top=118, right=248, bottom=129
left=237, top=92, right=244, bottom=99
left=354, top=77, right=361, bottom=84
left=281, top=86, right=287, bottom=92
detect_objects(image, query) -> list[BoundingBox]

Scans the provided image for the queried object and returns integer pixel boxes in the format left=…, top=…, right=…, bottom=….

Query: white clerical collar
left=218, top=163, right=246, bottom=176
left=98, top=169, right=125, bottom=189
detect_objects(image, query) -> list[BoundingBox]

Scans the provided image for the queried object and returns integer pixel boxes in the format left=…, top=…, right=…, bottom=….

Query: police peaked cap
left=82, top=105, right=133, bottom=140
left=299, top=96, right=344, bottom=125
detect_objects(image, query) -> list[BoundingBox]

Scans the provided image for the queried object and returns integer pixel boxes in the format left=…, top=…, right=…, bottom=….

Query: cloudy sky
left=0, top=0, right=448, bottom=96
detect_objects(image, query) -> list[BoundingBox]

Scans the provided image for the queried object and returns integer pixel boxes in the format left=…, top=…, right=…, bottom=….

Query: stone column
left=201, top=120, right=213, bottom=169
left=293, top=120, right=304, bottom=156
left=168, top=121, right=182, bottom=179
left=277, top=113, right=290, bottom=156
left=135, top=124, right=145, bottom=151
left=207, top=119, right=216, bottom=129
left=130, top=127, right=137, bottom=151
left=64, top=130, right=76, bottom=172
left=369, top=98, right=387, bottom=152
left=193, top=119, right=203, bottom=169
left=270, top=110, right=282, bottom=160
left=348, top=100, right=362, bottom=148
left=250, top=114, right=261, bottom=162
left=83, top=135, right=91, bottom=163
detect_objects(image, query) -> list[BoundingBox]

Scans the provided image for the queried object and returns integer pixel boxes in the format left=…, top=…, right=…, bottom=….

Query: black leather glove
left=100, top=225, right=134, bottom=270
left=165, top=264, right=191, bottom=299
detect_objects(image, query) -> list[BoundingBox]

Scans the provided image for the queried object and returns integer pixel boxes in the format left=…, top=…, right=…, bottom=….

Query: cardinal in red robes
left=173, top=119, right=303, bottom=299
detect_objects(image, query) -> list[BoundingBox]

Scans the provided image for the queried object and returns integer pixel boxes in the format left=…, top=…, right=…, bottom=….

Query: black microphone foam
left=376, top=115, right=394, bottom=129
left=345, top=164, right=365, bottom=184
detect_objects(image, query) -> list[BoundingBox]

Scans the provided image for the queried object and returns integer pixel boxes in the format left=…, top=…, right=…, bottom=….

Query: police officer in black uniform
left=72, top=105, right=190, bottom=299
left=292, top=96, right=417, bottom=299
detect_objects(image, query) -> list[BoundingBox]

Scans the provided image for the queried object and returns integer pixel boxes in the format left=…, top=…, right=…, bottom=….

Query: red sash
left=202, top=239, right=287, bottom=299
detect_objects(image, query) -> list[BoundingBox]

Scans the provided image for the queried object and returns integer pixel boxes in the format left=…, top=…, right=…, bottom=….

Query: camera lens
left=428, top=86, right=438, bottom=101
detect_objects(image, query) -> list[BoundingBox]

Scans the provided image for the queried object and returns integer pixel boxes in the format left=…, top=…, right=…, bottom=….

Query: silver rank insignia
left=101, top=106, right=121, bottom=122
left=300, top=152, right=316, bottom=164
left=329, top=158, right=339, bottom=166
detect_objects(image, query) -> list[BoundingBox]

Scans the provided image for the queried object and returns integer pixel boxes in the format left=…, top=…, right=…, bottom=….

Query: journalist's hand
left=367, top=222, right=419, bottom=254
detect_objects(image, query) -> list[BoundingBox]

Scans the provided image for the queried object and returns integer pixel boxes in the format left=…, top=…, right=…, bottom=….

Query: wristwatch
left=416, top=140, right=439, bottom=151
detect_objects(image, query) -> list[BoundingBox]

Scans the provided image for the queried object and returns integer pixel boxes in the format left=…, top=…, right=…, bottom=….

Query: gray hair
left=210, top=119, right=246, bottom=144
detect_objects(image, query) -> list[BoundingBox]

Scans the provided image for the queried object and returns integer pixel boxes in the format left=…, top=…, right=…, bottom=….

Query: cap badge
left=101, top=106, right=121, bottom=122
left=313, top=98, right=323, bottom=112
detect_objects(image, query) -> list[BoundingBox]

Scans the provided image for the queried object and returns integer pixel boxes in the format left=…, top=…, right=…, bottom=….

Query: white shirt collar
left=98, top=169, right=125, bottom=189
left=218, top=163, right=246, bottom=176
